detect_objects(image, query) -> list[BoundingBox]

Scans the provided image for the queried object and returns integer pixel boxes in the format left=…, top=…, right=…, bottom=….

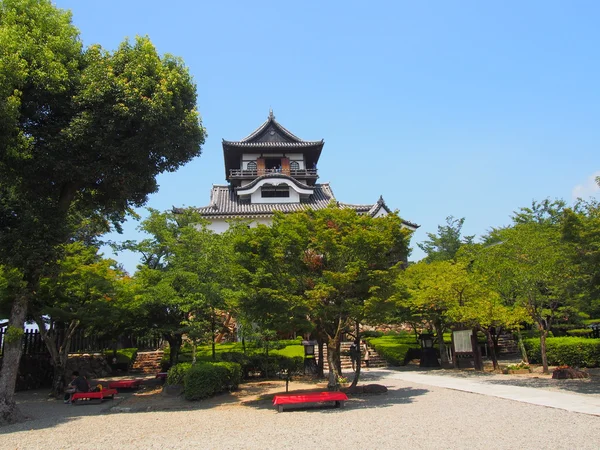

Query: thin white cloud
left=572, top=171, right=600, bottom=200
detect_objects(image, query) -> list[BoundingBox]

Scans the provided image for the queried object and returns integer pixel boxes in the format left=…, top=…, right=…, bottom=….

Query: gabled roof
left=241, top=109, right=303, bottom=143
left=222, top=111, right=324, bottom=180
left=230, top=109, right=322, bottom=145
left=185, top=183, right=419, bottom=229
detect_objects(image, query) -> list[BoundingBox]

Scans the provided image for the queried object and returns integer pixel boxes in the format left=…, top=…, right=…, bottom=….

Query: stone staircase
left=130, top=350, right=164, bottom=374
left=497, top=334, right=518, bottom=354
left=319, top=341, right=387, bottom=371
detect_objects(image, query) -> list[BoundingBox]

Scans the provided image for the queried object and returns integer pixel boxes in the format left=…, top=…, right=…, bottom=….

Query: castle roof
left=184, top=183, right=419, bottom=230
left=222, top=110, right=324, bottom=180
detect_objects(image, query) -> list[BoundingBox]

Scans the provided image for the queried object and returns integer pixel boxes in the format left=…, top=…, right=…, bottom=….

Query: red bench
left=71, top=389, right=118, bottom=404
left=272, top=391, right=349, bottom=412
left=108, top=379, right=143, bottom=390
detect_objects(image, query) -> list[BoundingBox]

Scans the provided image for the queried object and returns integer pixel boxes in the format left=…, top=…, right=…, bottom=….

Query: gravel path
left=1, top=371, right=599, bottom=449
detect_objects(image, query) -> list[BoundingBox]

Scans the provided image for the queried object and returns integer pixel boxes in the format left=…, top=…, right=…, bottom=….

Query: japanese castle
left=192, top=111, right=418, bottom=232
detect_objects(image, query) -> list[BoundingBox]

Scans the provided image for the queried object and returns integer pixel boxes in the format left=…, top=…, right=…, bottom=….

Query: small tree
left=34, top=242, right=124, bottom=397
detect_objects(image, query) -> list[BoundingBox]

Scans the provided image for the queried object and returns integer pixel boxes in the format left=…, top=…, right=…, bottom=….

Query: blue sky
left=54, top=0, right=600, bottom=273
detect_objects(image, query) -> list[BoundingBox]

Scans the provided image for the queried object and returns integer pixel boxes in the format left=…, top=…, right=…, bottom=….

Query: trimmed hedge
left=366, top=335, right=420, bottom=366
left=183, top=362, right=242, bottom=400
left=523, top=337, right=600, bottom=367
left=167, top=362, right=192, bottom=385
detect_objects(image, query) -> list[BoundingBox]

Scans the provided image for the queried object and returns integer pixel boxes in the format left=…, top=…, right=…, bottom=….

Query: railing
left=229, top=168, right=318, bottom=178
left=0, top=327, right=163, bottom=358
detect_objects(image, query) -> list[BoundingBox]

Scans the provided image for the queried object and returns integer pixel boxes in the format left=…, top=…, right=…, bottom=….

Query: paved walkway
left=385, top=370, right=600, bottom=416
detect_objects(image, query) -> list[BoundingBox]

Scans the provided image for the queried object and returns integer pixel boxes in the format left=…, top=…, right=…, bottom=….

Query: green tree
left=418, top=216, right=473, bottom=263
left=474, top=222, right=577, bottom=373
left=0, top=0, right=204, bottom=423
left=447, top=264, right=530, bottom=370
left=33, top=242, right=124, bottom=397
left=126, top=209, right=234, bottom=367
left=395, top=260, right=467, bottom=367
left=562, top=199, right=600, bottom=317
left=235, top=207, right=411, bottom=389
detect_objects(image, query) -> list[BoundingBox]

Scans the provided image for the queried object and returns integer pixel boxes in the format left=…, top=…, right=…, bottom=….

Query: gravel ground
left=1, top=370, right=599, bottom=450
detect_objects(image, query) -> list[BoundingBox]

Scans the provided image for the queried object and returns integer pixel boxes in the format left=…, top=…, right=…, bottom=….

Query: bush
left=183, top=361, right=242, bottom=400
left=213, top=361, right=242, bottom=389
left=523, top=337, right=600, bottom=367
left=167, top=362, right=192, bottom=385
left=366, top=336, right=420, bottom=366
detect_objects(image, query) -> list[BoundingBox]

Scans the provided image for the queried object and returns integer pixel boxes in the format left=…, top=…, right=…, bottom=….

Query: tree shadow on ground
left=1, top=380, right=242, bottom=434
left=240, top=386, right=430, bottom=414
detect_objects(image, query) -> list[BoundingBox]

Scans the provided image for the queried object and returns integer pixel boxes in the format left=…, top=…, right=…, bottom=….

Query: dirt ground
left=11, top=363, right=599, bottom=422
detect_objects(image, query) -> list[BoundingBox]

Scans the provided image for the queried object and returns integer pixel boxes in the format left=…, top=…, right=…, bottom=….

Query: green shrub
left=366, top=336, right=420, bottom=366
left=523, top=337, right=600, bottom=367
left=184, top=363, right=224, bottom=400
left=213, top=361, right=242, bottom=389
left=167, top=362, right=192, bottom=385
left=183, top=362, right=242, bottom=400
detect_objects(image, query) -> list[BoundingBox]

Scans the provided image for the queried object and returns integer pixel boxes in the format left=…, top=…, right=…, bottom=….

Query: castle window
left=261, top=186, right=290, bottom=198
left=290, top=161, right=300, bottom=171
left=246, top=161, right=257, bottom=171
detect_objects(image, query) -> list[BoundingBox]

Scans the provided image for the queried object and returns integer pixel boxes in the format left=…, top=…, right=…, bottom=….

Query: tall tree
left=418, top=216, right=474, bottom=263
left=125, top=209, right=234, bottom=367
left=235, top=207, right=411, bottom=390
left=474, top=222, right=577, bottom=373
left=0, top=0, right=204, bottom=423
left=562, top=199, right=600, bottom=317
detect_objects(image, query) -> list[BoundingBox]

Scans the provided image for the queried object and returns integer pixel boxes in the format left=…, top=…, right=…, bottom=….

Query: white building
left=185, top=111, right=418, bottom=232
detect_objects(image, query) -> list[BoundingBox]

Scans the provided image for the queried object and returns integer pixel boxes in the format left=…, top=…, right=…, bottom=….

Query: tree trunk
left=483, top=328, right=498, bottom=370
left=335, top=339, right=342, bottom=376
left=540, top=328, right=549, bottom=374
left=471, top=328, right=484, bottom=371
left=326, top=336, right=341, bottom=391
left=0, top=294, right=28, bottom=425
left=516, top=328, right=528, bottom=363
left=37, top=318, right=80, bottom=398
left=434, top=321, right=450, bottom=367
left=350, top=321, right=361, bottom=389
left=211, top=307, right=216, bottom=361
left=166, top=334, right=183, bottom=367
left=317, top=339, right=325, bottom=377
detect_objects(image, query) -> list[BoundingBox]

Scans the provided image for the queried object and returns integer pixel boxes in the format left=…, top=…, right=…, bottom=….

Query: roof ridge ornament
left=269, top=108, right=274, bottom=119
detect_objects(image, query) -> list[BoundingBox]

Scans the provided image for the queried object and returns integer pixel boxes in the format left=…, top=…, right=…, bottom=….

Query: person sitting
left=64, top=371, right=90, bottom=403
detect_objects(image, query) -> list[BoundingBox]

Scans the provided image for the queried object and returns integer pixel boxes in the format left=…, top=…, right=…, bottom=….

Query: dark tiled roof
left=240, top=110, right=305, bottom=143
left=222, top=140, right=323, bottom=147
left=224, top=110, right=323, bottom=146
left=191, top=183, right=335, bottom=217
left=188, top=183, right=420, bottom=229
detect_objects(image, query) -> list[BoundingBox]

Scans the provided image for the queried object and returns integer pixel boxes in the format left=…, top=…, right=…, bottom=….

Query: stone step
left=131, top=351, right=164, bottom=373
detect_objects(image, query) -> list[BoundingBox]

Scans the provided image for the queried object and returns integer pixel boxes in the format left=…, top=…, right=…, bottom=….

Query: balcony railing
left=229, top=168, right=318, bottom=178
